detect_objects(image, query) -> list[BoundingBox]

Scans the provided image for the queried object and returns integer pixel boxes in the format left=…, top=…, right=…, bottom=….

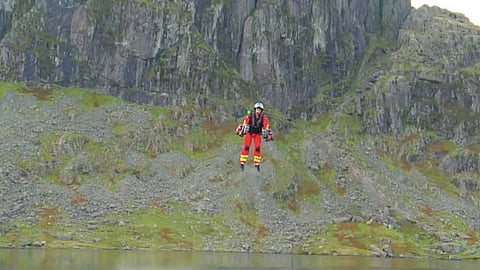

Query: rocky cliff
left=1, top=0, right=479, bottom=259
left=357, top=5, right=480, bottom=179
left=1, top=0, right=411, bottom=116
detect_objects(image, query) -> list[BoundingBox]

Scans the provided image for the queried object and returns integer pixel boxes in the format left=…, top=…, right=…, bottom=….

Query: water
left=0, top=249, right=477, bottom=270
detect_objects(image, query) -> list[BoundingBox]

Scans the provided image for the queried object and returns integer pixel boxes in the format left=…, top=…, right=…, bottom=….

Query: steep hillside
left=0, top=81, right=478, bottom=258
left=0, top=0, right=479, bottom=260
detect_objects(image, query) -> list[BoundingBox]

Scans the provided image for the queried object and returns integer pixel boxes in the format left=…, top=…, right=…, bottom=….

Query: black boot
left=240, top=163, right=245, bottom=171
left=255, top=164, right=260, bottom=172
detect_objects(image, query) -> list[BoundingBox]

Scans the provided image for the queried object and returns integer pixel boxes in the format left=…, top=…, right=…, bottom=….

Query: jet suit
left=237, top=107, right=271, bottom=171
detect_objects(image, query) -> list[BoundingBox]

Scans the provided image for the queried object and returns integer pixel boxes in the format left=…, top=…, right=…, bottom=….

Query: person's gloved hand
left=262, top=129, right=268, bottom=139
left=235, top=124, right=243, bottom=137
left=267, top=131, right=273, bottom=141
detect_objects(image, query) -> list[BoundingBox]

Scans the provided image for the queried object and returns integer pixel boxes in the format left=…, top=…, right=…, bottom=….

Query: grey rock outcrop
left=0, top=0, right=411, bottom=117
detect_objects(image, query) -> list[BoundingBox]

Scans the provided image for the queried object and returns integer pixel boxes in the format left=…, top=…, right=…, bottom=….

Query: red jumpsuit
left=239, top=111, right=270, bottom=166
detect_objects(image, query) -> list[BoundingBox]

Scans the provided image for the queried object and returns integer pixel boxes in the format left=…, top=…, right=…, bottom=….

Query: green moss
left=303, top=222, right=430, bottom=257
left=175, top=119, right=236, bottom=160
left=111, top=123, right=127, bottom=137
left=335, top=114, right=364, bottom=143
left=192, top=29, right=213, bottom=53
left=376, top=131, right=466, bottom=196
left=83, top=206, right=231, bottom=250
left=314, top=168, right=338, bottom=194
left=459, top=63, right=480, bottom=76
left=270, top=140, right=321, bottom=212
left=233, top=197, right=259, bottom=229
left=78, top=90, right=121, bottom=110
left=0, top=81, right=24, bottom=97
left=270, top=118, right=340, bottom=208
left=0, top=222, right=49, bottom=245
left=147, top=106, right=170, bottom=120
left=410, top=208, right=480, bottom=257
left=15, top=133, right=73, bottom=184
left=382, top=156, right=402, bottom=173
left=376, top=74, right=392, bottom=88
left=416, top=165, right=459, bottom=194
left=15, top=131, right=146, bottom=187
left=310, top=113, right=333, bottom=134
left=12, top=0, right=36, bottom=15
left=135, top=0, right=155, bottom=8
left=232, top=196, right=270, bottom=251
left=0, top=204, right=233, bottom=251
left=12, top=84, right=123, bottom=109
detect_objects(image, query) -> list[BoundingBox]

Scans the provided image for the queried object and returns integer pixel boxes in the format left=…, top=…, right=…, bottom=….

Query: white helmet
left=253, top=102, right=264, bottom=110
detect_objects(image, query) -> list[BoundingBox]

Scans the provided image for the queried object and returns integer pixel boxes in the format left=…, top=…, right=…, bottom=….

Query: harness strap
left=250, top=112, right=263, bottom=127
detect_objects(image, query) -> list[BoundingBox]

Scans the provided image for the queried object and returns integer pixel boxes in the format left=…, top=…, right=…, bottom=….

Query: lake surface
left=0, top=249, right=478, bottom=270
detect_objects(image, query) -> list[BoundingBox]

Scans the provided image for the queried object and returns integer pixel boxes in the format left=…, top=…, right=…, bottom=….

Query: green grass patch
left=0, top=81, right=24, bottom=98
left=459, top=62, right=480, bottom=76
left=180, top=120, right=234, bottom=157
left=0, top=204, right=233, bottom=251
left=111, top=123, right=128, bottom=137
left=332, top=114, right=365, bottom=147
left=83, top=205, right=231, bottom=250
left=314, top=167, right=341, bottom=195
left=307, top=113, right=334, bottom=135
left=302, top=222, right=428, bottom=257
left=174, top=103, right=243, bottom=159
left=147, top=105, right=170, bottom=121
left=335, top=114, right=363, bottom=135
left=233, top=197, right=259, bottom=229
left=268, top=119, right=326, bottom=211
left=232, top=197, right=269, bottom=251
left=411, top=208, right=480, bottom=258
left=2, top=82, right=122, bottom=109
left=379, top=148, right=460, bottom=195
left=415, top=163, right=459, bottom=194
left=60, top=86, right=122, bottom=110
left=16, top=133, right=75, bottom=184
left=80, top=91, right=120, bottom=110
left=270, top=158, right=320, bottom=213
left=15, top=132, right=146, bottom=187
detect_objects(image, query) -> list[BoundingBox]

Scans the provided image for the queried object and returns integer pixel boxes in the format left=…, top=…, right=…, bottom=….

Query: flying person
left=235, top=102, right=273, bottom=171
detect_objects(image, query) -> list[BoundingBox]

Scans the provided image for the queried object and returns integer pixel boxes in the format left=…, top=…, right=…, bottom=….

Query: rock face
left=355, top=6, right=480, bottom=174
left=0, top=0, right=411, bottom=116
left=361, top=6, right=480, bottom=137
left=1, top=1, right=480, bottom=257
